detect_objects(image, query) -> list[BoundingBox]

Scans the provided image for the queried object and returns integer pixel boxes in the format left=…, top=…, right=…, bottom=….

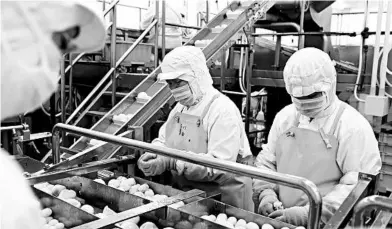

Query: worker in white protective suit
left=0, top=2, right=105, bottom=229
left=140, top=0, right=187, bottom=61
left=252, top=47, right=381, bottom=227
left=137, top=46, right=254, bottom=211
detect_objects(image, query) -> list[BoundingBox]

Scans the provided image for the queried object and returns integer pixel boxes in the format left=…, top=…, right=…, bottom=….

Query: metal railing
left=353, top=195, right=392, bottom=228
left=66, top=19, right=158, bottom=126
left=51, top=123, right=323, bottom=229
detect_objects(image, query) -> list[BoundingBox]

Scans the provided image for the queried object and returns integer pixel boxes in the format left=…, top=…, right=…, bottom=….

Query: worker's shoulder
left=276, top=104, right=297, bottom=119
left=339, top=103, right=374, bottom=131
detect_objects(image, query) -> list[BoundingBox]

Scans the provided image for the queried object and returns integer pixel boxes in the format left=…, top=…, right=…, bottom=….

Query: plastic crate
left=379, top=132, right=392, bottom=146
left=380, top=164, right=392, bottom=192
left=380, top=145, right=392, bottom=165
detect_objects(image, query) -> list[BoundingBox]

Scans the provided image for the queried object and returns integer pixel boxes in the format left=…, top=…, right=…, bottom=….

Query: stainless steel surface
left=72, top=189, right=205, bottom=229
left=370, top=193, right=392, bottom=229
left=324, top=173, right=376, bottom=229
left=253, top=22, right=301, bottom=32
left=53, top=132, right=61, bottom=164
left=353, top=195, right=392, bottom=228
left=69, top=54, right=74, bottom=113
left=15, top=156, right=46, bottom=173
left=179, top=197, right=296, bottom=229
left=33, top=188, right=98, bottom=228
left=110, top=4, right=117, bottom=107
left=274, top=35, right=282, bottom=69
left=52, top=123, right=323, bottom=228
left=28, top=156, right=135, bottom=184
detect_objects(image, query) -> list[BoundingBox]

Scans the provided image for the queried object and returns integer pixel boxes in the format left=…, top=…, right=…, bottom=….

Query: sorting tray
left=33, top=188, right=99, bottom=228
left=177, top=197, right=296, bottom=229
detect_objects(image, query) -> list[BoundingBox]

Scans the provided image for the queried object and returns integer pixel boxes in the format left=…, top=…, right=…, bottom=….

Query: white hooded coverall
left=0, top=2, right=105, bottom=229
left=253, top=48, right=381, bottom=226
left=149, top=46, right=254, bottom=211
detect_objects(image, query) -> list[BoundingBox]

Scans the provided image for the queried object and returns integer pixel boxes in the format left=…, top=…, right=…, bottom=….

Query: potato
left=65, top=198, right=81, bottom=208
left=45, top=217, right=53, bottom=223
left=52, top=185, right=66, bottom=196
left=144, top=189, right=154, bottom=197
left=58, top=189, right=76, bottom=199
left=121, top=221, right=139, bottom=229
left=138, top=184, right=149, bottom=192
left=140, top=222, right=159, bottom=229
left=235, top=226, right=247, bottom=229
left=103, top=206, right=116, bottom=216
left=192, top=222, right=208, bottom=229
left=201, top=215, right=210, bottom=221
left=108, top=179, right=120, bottom=188
left=228, top=216, right=237, bottom=226
left=126, top=178, right=137, bottom=186
left=117, top=176, right=127, bottom=181
left=93, top=179, right=106, bottom=185
left=174, top=220, right=192, bottom=229
left=95, top=213, right=107, bottom=218
left=209, top=215, right=216, bottom=222
left=55, top=223, right=65, bottom=229
left=48, top=219, right=59, bottom=226
left=117, top=186, right=126, bottom=192
left=281, top=227, right=289, bottom=229
left=235, top=219, right=247, bottom=228
left=295, top=227, right=305, bottom=229
left=246, top=222, right=259, bottom=229
left=81, top=205, right=94, bottom=214
left=121, top=216, right=140, bottom=225
left=129, top=184, right=140, bottom=194
left=41, top=208, right=52, bottom=218
left=261, top=224, right=273, bottom=229
left=216, top=213, right=228, bottom=222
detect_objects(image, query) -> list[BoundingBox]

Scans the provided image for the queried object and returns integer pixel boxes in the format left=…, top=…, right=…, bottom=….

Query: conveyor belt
left=57, top=0, right=275, bottom=168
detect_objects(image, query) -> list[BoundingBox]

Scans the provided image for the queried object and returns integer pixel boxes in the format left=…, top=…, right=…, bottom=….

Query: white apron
left=165, top=94, right=254, bottom=211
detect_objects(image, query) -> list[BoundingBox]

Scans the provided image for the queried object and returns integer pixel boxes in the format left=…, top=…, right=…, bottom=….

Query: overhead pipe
left=370, top=0, right=384, bottom=96
left=379, top=1, right=392, bottom=97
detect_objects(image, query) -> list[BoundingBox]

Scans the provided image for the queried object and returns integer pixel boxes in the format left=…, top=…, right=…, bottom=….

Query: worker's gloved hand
left=257, top=189, right=279, bottom=216
left=269, top=206, right=308, bottom=227
left=137, top=152, right=176, bottom=176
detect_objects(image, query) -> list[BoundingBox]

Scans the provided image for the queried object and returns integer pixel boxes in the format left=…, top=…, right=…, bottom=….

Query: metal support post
left=60, top=54, right=66, bottom=124
left=161, top=0, right=166, bottom=59
left=69, top=54, right=74, bottom=113
left=245, top=47, right=253, bottom=134
left=52, top=132, right=61, bottom=164
left=220, top=49, right=226, bottom=92
left=274, top=36, right=281, bottom=70
left=154, top=1, right=159, bottom=68
left=298, top=0, right=305, bottom=49
left=205, top=0, right=209, bottom=23
left=110, top=3, right=117, bottom=107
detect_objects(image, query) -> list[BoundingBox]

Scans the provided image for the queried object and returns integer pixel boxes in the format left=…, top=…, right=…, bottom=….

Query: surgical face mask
left=170, top=83, right=196, bottom=107
left=1, top=2, right=61, bottom=120
left=292, top=92, right=328, bottom=118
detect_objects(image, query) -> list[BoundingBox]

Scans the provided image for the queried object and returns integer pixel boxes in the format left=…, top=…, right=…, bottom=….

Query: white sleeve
left=252, top=112, right=282, bottom=196
left=320, top=121, right=382, bottom=223
left=0, top=150, right=45, bottom=229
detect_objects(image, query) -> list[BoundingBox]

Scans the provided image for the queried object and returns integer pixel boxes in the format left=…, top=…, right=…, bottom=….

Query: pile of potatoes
left=200, top=213, right=304, bottom=229
left=94, top=176, right=185, bottom=207
left=34, top=182, right=95, bottom=215
left=41, top=207, right=65, bottom=229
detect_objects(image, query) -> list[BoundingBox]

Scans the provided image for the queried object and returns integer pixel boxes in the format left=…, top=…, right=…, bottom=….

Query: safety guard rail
left=50, top=123, right=323, bottom=229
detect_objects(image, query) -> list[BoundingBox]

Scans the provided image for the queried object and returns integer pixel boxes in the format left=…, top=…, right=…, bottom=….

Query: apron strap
left=294, top=112, right=301, bottom=127
left=200, top=93, right=221, bottom=121
left=328, top=103, right=347, bottom=136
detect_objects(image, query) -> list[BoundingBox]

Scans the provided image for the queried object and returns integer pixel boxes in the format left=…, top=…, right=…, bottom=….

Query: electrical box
left=364, top=95, right=390, bottom=117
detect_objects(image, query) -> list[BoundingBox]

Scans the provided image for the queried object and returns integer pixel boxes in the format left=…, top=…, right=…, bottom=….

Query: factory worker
left=0, top=1, right=105, bottom=229
left=252, top=47, right=381, bottom=227
left=140, top=0, right=184, bottom=60
left=138, top=46, right=254, bottom=211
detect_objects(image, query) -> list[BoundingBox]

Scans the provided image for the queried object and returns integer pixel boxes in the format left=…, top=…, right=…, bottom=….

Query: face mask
left=170, top=83, right=196, bottom=107
left=1, top=2, right=61, bottom=120
left=292, top=92, right=328, bottom=118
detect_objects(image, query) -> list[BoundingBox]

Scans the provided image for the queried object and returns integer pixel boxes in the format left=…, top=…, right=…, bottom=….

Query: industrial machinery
left=1, top=0, right=392, bottom=228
